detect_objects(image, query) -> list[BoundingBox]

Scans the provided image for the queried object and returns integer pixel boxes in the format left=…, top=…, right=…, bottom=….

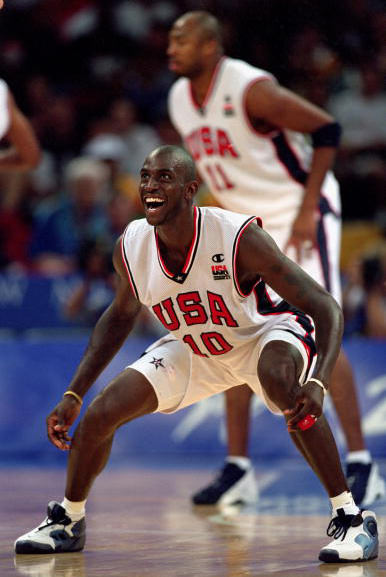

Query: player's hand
left=46, top=398, right=81, bottom=450
left=284, top=207, right=317, bottom=263
left=284, top=381, right=324, bottom=433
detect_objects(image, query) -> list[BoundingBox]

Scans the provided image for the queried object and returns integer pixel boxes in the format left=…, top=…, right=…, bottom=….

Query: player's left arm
left=237, top=222, right=343, bottom=392
left=0, top=89, right=41, bottom=170
left=246, top=79, right=341, bottom=257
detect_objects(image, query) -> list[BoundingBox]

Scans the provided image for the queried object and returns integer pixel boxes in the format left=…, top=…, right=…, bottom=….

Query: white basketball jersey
left=0, top=79, right=10, bottom=140
left=168, top=57, right=339, bottom=229
left=121, top=207, right=315, bottom=365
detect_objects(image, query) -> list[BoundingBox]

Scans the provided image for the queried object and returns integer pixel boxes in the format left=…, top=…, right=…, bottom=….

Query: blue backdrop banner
left=1, top=335, right=385, bottom=464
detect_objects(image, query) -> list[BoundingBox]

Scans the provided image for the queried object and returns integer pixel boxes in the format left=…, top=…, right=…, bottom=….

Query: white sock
left=346, top=450, right=372, bottom=465
left=61, top=497, right=86, bottom=521
left=226, top=456, right=251, bottom=470
left=330, top=491, right=359, bottom=517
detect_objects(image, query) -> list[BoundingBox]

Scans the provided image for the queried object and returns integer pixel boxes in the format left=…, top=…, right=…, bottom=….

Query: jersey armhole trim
left=232, top=216, right=262, bottom=297
left=120, top=228, right=139, bottom=300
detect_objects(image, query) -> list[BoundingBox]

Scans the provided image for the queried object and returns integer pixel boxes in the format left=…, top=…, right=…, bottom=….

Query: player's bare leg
left=15, top=369, right=158, bottom=554
left=191, top=384, right=258, bottom=506
left=258, top=340, right=378, bottom=563
left=225, top=384, right=253, bottom=457
left=330, top=348, right=385, bottom=505
left=66, top=368, right=158, bottom=501
left=330, top=349, right=364, bottom=451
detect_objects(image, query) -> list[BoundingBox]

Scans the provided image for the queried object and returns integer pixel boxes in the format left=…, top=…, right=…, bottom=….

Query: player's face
left=167, top=18, right=207, bottom=77
left=139, top=153, right=188, bottom=227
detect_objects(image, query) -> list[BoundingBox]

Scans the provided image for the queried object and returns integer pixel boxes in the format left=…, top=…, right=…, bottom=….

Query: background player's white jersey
left=0, top=79, right=10, bottom=140
left=168, top=57, right=340, bottom=229
left=121, top=206, right=315, bottom=371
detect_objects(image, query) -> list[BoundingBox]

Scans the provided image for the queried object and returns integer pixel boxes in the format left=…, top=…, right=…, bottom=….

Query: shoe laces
left=38, top=503, right=72, bottom=531
left=326, top=508, right=362, bottom=541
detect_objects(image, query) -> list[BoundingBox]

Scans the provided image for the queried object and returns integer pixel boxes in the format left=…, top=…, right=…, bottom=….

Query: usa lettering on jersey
left=185, top=127, right=239, bottom=161
left=152, top=290, right=238, bottom=358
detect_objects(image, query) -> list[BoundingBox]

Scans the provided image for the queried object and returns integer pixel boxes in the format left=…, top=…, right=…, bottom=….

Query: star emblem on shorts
left=150, top=356, right=165, bottom=369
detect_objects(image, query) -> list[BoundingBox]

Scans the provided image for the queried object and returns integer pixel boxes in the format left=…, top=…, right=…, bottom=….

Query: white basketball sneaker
left=191, top=462, right=258, bottom=506
left=319, top=508, right=378, bottom=563
left=15, top=501, right=86, bottom=554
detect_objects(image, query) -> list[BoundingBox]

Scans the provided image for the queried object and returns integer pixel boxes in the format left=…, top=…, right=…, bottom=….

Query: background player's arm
left=238, top=224, right=343, bottom=389
left=47, top=236, right=142, bottom=449
left=0, top=89, right=41, bottom=170
left=246, top=79, right=340, bottom=256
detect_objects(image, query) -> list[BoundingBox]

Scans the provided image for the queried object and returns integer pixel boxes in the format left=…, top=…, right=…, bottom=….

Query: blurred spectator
left=0, top=173, right=32, bottom=271
left=0, top=0, right=384, bottom=333
left=29, top=157, right=110, bottom=275
left=327, top=61, right=386, bottom=221
left=362, top=250, right=386, bottom=338
left=63, top=239, right=115, bottom=327
left=83, top=131, right=143, bottom=214
left=106, top=192, right=141, bottom=244
left=342, top=246, right=386, bottom=339
left=108, top=97, right=162, bottom=176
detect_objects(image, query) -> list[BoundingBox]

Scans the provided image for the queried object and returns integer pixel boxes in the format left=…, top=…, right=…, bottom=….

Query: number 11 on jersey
left=204, top=163, right=234, bottom=192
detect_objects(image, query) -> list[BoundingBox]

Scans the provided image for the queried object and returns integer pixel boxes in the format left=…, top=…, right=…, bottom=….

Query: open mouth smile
left=143, top=196, right=166, bottom=213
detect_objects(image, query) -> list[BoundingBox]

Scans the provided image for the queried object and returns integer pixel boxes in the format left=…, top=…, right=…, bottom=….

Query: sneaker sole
left=319, top=548, right=378, bottom=563
left=15, top=537, right=85, bottom=555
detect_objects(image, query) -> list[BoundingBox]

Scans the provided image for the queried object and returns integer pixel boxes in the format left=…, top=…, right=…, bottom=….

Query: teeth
left=145, top=197, right=164, bottom=204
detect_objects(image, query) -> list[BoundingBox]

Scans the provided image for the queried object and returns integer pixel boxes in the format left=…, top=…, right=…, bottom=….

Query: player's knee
left=258, top=357, right=297, bottom=410
left=80, top=393, right=118, bottom=440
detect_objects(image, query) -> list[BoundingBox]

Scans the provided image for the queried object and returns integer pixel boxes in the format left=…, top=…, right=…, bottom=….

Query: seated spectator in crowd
left=327, top=61, right=386, bottom=221
left=362, top=250, right=386, bottom=339
left=106, top=192, right=142, bottom=245
left=342, top=246, right=386, bottom=339
left=108, top=98, right=162, bottom=176
left=82, top=132, right=141, bottom=214
left=63, top=239, right=115, bottom=327
left=29, top=157, right=110, bottom=275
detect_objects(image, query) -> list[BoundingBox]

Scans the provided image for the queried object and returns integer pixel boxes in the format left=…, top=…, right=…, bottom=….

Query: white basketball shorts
left=127, top=327, right=316, bottom=416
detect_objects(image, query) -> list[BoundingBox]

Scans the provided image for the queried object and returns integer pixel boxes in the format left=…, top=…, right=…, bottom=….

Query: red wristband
left=297, top=414, right=317, bottom=430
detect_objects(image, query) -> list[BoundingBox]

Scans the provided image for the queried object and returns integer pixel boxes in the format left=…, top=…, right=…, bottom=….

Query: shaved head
left=176, top=11, right=222, bottom=45
left=145, top=145, right=196, bottom=182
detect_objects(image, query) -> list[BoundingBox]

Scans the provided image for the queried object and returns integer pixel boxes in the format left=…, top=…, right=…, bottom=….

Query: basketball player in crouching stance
left=15, top=146, right=378, bottom=563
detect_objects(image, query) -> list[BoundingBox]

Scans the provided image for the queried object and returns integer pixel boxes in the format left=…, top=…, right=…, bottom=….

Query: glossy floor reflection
left=1, top=466, right=385, bottom=577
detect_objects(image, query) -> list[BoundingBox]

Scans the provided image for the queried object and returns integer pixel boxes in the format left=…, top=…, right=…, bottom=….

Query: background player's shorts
left=266, top=189, right=342, bottom=305
left=127, top=328, right=316, bottom=415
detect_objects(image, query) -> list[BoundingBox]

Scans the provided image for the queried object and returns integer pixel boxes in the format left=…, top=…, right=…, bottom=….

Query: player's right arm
left=47, top=235, right=142, bottom=450
left=245, top=78, right=340, bottom=260
left=237, top=223, right=343, bottom=428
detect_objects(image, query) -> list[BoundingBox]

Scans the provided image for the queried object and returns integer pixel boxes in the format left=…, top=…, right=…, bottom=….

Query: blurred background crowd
left=0, top=0, right=385, bottom=338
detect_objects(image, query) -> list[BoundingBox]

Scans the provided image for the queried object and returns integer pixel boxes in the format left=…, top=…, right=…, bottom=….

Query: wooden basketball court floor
left=1, top=465, right=385, bottom=577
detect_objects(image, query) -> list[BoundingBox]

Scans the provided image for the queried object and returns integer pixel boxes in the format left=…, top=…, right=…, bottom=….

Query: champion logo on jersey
left=211, top=264, right=230, bottom=280
left=223, top=95, right=235, bottom=116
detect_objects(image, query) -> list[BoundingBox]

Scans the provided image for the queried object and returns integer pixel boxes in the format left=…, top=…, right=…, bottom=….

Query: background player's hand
left=46, top=398, right=81, bottom=450
left=284, top=207, right=317, bottom=263
left=284, top=381, right=324, bottom=432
